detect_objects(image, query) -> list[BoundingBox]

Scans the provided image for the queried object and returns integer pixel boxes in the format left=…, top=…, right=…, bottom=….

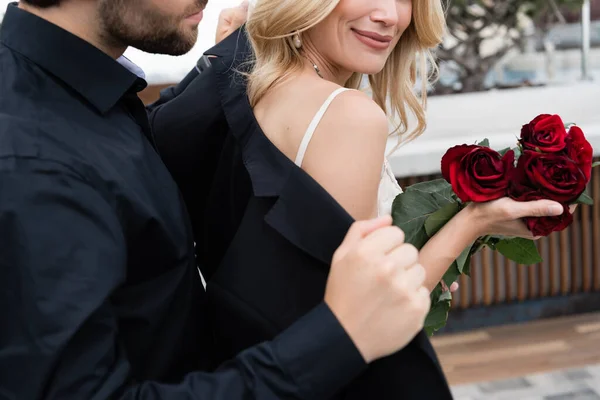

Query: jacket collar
left=0, top=3, right=145, bottom=114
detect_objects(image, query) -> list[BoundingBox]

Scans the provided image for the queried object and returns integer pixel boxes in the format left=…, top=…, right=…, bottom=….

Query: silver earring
left=293, top=33, right=302, bottom=49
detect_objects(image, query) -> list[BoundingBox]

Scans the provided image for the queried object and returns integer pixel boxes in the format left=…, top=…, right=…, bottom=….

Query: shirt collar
left=0, top=3, right=147, bottom=114
left=117, top=55, right=146, bottom=80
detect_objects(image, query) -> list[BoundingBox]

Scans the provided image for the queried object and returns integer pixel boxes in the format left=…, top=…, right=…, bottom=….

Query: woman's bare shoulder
left=319, top=89, right=389, bottom=143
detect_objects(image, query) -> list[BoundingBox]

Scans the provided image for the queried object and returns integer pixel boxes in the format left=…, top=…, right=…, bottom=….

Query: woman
left=169, top=1, right=565, bottom=398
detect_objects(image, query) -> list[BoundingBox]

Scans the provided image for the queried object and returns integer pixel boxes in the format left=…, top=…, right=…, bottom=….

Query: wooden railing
left=397, top=156, right=600, bottom=310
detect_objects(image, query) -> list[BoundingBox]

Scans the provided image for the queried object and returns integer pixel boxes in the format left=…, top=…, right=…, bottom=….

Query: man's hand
left=216, top=1, right=249, bottom=44
left=325, top=216, right=430, bottom=364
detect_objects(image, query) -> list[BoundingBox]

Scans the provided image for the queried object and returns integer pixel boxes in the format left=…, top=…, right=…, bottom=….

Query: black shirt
left=0, top=4, right=365, bottom=399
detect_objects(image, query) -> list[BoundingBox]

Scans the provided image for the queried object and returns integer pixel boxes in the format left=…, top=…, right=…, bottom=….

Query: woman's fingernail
left=549, top=204, right=564, bottom=215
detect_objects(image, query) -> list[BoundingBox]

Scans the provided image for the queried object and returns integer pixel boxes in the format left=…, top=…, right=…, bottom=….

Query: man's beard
left=98, top=0, right=205, bottom=56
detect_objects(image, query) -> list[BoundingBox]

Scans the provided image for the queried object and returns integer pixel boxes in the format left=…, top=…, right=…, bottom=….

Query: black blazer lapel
left=264, top=168, right=354, bottom=266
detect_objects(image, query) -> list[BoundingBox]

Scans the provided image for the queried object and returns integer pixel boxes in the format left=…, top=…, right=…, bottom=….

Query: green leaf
left=424, top=202, right=460, bottom=237
left=477, top=138, right=490, bottom=147
left=497, top=147, right=511, bottom=156
left=392, top=179, right=456, bottom=249
left=462, top=256, right=473, bottom=277
left=592, top=161, right=600, bottom=168
left=424, top=288, right=451, bottom=336
left=392, top=191, right=438, bottom=249
left=404, top=179, right=455, bottom=201
left=575, top=191, right=594, bottom=206
left=442, top=261, right=461, bottom=288
left=439, top=290, right=452, bottom=302
left=496, top=238, right=542, bottom=265
left=456, top=243, right=475, bottom=275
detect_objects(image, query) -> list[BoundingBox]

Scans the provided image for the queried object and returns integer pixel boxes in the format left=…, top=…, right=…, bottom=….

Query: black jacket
left=152, top=29, right=454, bottom=399
left=0, top=5, right=367, bottom=399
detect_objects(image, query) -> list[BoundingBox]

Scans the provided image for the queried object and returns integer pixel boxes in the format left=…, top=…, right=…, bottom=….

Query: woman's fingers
left=508, top=199, right=564, bottom=220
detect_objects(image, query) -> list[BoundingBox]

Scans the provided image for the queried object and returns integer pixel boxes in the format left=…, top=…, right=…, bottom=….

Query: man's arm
left=146, top=66, right=200, bottom=110
left=147, top=62, right=228, bottom=238
left=0, top=158, right=366, bottom=400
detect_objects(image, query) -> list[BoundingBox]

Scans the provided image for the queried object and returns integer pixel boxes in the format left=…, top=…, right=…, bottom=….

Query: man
left=0, top=1, right=430, bottom=399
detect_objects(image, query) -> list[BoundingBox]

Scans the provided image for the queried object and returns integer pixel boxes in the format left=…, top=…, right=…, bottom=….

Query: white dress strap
left=294, top=87, right=351, bottom=167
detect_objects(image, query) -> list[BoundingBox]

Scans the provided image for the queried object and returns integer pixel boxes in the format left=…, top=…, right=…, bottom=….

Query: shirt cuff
left=273, top=302, right=367, bottom=399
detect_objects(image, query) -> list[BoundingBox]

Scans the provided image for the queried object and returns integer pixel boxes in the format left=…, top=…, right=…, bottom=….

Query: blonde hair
left=245, top=0, right=446, bottom=144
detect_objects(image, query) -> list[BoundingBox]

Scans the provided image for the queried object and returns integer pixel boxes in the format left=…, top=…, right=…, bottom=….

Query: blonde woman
left=153, top=1, right=566, bottom=398
left=244, top=0, right=562, bottom=275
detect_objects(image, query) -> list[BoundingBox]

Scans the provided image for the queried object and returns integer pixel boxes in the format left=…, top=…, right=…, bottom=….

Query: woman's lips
left=352, top=29, right=393, bottom=50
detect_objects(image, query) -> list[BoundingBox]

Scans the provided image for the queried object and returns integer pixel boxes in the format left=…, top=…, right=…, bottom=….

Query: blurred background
left=2, top=1, right=600, bottom=398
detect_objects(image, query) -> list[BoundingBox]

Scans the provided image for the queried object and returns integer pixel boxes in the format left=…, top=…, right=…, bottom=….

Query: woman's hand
left=468, top=197, right=571, bottom=239
left=215, top=1, right=249, bottom=44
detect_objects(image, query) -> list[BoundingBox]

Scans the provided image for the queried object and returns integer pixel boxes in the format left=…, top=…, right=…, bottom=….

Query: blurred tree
left=436, top=0, right=584, bottom=94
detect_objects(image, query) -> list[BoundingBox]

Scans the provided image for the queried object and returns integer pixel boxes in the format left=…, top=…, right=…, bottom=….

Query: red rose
left=441, top=145, right=514, bottom=203
left=520, top=114, right=567, bottom=153
left=525, top=204, right=573, bottom=237
left=508, top=184, right=573, bottom=236
left=510, top=150, right=586, bottom=204
left=565, top=126, right=593, bottom=182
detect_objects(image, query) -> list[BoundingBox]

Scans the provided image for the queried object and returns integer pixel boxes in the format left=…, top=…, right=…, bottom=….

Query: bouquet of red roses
left=392, top=114, right=598, bottom=336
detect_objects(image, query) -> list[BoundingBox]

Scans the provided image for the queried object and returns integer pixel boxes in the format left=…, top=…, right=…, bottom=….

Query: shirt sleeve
left=146, top=67, right=200, bottom=111
left=122, top=302, right=367, bottom=400
left=146, top=63, right=229, bottom=246
left=0, top=158, right=366, bottom=400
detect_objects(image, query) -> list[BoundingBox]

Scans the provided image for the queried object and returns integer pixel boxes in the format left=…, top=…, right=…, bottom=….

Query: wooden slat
left=471, top=257, right=479, bottom=307
left=538, top=238, right=547, bottom=297
left=571, top=209, right=580, bottom=294
left=593, top=165, right=600, bottom=290
left=494, top=251, right=503, bottom=304
left=505, top=257, right=513, bottom=303
left=582, top=204, right=592, bottom=292
left=459, top=272, right=469, bottom=309
left=482, top=248, right=492, bottom=305
left=560, top=229, right=569, bottom=295
left=517, top=264, right=526, bottom=302
left=528, top=261, right=537, bottom=299
left=549, top=233, right=559, bottom=295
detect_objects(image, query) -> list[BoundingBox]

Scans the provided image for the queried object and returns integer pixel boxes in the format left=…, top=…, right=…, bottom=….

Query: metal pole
left=581, top=0, right=592, bottom=80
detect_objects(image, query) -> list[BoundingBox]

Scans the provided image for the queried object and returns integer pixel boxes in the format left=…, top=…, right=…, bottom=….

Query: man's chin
left=135, top=32, right=198, bottom=56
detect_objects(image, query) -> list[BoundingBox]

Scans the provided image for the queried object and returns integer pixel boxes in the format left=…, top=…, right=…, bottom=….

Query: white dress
left=294, top=87, right=403, bottom=216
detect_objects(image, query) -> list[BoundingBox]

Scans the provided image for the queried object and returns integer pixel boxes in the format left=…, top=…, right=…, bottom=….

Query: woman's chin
left=351, top=62, right=387, bottom=76
left=356, top=67, right=386, bottom=76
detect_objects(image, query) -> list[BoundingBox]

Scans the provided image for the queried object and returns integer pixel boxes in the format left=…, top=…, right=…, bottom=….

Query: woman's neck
left=300, top=45, right=352, bottom=86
